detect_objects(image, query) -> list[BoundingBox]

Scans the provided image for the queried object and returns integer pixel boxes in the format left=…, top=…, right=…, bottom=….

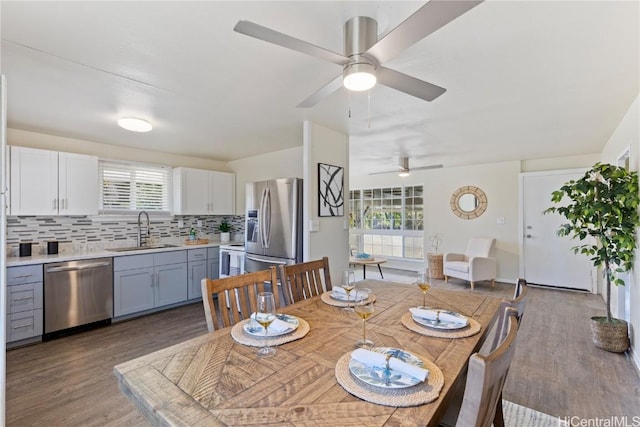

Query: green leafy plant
left=218, top=220, right=232, bottom=233
left=544, top=162, right=640, bottom=322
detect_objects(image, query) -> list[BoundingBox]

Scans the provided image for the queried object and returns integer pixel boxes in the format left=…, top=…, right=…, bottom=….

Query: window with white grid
left=99, top=160, right=170, bottom=213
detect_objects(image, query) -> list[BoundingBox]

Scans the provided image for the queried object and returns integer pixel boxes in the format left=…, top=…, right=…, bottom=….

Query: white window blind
left=99, top=160, right=170, bottom=213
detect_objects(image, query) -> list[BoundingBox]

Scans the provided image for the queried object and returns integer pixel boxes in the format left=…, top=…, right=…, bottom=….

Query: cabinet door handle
left=53, top=199, right=57, bottom=210
left=13, top=323, right=33, bottom=329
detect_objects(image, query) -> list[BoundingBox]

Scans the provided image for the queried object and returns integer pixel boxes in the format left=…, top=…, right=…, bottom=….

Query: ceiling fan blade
left=376, top=66, right=446, bottom=102
left=234, top=20, right=349, bottom=66
left=368, top=169, right=401, bottom=176
left=366, top=0, right=484, bottom=64
left=297, top=74, right=343, bottom=108
left=412, top=164, right=444, bottom=171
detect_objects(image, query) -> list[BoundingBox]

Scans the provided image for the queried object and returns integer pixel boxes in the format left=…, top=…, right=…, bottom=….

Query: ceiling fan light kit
left=343, top=62, right=376, bottom=91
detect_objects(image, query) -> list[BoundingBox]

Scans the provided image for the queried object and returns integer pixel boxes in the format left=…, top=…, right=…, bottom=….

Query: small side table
left=349, top=257, right=387, bottom=279
left=427, top=253, right=444, bottom=279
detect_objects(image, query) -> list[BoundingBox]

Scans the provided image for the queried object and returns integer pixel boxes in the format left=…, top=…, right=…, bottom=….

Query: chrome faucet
left=137, top=211, right=150, bottom=247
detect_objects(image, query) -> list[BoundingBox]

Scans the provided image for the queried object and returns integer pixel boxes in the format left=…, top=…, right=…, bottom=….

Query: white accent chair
left=444, top=237, right=497, bottom=290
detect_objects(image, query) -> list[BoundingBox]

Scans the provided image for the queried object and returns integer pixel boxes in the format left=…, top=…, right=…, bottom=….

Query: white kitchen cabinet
left=173, top=167, right=235, bottom=215
left=6, top=264, right=43, bottom=344
left=114, top=251, right=187, bottom=318
left=9, top=146, right=98, bottom=216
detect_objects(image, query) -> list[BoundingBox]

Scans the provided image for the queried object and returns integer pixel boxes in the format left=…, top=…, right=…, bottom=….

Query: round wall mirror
left=450, top=186, right=487, bottom=220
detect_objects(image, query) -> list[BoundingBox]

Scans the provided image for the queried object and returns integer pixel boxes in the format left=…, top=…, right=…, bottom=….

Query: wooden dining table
left=114, top=279, right=502, bottom=426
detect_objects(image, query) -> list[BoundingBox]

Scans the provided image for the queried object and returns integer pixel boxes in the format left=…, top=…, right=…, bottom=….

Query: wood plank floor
left=6, top=269, right=640, bottom=425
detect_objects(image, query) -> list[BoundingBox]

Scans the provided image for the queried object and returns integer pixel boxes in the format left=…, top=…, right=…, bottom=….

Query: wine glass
left=341, top=269, right=356, bottom=311
left=354, top=288, right=374, bottom=348
left=416, top=269, right=431, bottom=308
left=256, top=292, right=277, bottom=358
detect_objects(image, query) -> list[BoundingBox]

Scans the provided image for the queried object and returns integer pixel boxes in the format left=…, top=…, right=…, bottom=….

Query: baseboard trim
left=629, top=346, right=640, bottom=378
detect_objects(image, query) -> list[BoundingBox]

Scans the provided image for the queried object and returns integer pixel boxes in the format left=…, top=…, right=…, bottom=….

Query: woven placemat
left=231, top=317, right=310, bottom=347
left=401, top=312, right=481, bottom=338
left=334, top=351, right=444, bottom=407
left=320, top=291, right=377, bottom=308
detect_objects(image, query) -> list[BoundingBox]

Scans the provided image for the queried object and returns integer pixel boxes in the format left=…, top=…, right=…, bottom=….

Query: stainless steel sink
left=107, top=244, right=179, bottom=252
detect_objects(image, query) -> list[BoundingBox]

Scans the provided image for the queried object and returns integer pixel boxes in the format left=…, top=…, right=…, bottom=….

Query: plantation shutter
left=99, top=160, right=170, bottom=213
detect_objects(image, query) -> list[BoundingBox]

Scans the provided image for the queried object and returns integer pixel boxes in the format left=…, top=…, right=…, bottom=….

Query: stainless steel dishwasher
left=44, top=258, right=113, bottom=338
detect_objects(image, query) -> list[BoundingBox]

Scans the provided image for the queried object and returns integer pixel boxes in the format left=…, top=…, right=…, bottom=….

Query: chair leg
left=491, top=279, right=495, bottom=288
left=494, top=395, right=505, bottom=427
left=445, top=276, right=448, bottom=283
left=470, top=281, right=475, bottom=290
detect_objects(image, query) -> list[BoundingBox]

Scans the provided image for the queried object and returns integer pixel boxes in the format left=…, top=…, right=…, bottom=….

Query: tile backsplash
left=6, top=215, right=245, bottom=256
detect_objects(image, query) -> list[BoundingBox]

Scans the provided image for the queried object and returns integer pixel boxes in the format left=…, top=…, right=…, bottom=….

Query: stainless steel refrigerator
left=244, top=178, right=303, bottom=272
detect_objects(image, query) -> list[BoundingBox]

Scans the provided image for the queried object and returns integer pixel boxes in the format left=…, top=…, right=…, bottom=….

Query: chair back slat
left=201, top=267, right=279, bottom=332
left=279, top=257, right=332, bottom=304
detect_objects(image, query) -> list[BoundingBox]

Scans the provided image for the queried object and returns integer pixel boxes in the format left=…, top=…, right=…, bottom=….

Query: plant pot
left=220, top=232, right=230, bottom=242
left=590, top=316, right=629, bottom=353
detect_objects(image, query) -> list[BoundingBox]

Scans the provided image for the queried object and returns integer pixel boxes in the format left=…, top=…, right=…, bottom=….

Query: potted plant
left=544, top=162, right=640, bottom=352
left=218, top=220, right=232, bottom=242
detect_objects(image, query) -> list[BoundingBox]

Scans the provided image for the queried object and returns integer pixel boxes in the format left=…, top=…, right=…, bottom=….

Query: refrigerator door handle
left=259, top=187, right=268, bottom=248
left=263, top=187, right=271, bottom=249
left=245, top=254, right=288, bottom=265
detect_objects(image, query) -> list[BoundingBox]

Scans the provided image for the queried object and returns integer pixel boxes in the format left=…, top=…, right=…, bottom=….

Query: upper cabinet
left=9, top=146, right=99, bottom=216
left=173, top=167, right=235, bottom=215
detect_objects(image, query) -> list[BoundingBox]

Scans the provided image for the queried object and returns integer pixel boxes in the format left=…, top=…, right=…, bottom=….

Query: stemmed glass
left=416, top=269, right=431, bottom=308
left=341, top=269, right=356, bottom=311
left=354, top=288, right=374, bottom=348
left=256, top=292, right=277, bottom=358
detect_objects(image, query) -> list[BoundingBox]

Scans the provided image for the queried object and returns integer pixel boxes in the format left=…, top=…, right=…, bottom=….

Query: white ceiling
left=1, top=1, right=638, bottom=175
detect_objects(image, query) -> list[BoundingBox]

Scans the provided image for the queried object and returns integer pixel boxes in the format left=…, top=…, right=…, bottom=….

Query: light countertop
left=6, top=240, right=244, bottom=267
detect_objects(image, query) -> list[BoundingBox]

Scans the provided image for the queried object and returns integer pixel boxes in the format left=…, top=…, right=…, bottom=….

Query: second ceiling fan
left=370, top=157, right=443, bottom=177
left=234, top=1, right=483, bottom=108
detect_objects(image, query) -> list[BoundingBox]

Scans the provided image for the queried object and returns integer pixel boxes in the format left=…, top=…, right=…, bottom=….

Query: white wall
left=303, top=121, right=349, bottom=283
left=7, top=128, right=230, bottom=171
left=599, top=94, right=640, bottom=371
left=227, top=146, right=303, bottom=214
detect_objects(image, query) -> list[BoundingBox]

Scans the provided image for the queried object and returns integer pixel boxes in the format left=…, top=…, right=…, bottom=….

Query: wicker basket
left=590, top=317, right=629, bottom=353
left=427, top=253, right=444, bottom=280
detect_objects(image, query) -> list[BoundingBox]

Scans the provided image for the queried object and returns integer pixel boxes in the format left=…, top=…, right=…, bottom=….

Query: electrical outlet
left=177, top=219, right=184, bottom=228
left=197, top=220, right=203, bottom=227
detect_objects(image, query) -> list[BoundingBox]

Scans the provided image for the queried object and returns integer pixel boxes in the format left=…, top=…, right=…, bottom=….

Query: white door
left=520, top=170, right=594, bottom=291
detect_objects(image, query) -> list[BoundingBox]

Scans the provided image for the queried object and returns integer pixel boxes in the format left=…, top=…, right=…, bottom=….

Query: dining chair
left=279, top=256, right=332, bottom=304
left=200, top=266, right=279, bottom=332
left=455, top=308, right=519, bottom=427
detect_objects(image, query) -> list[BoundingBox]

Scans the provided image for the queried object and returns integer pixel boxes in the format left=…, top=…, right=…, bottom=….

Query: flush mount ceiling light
left=117, top=117, right=152, bottom=132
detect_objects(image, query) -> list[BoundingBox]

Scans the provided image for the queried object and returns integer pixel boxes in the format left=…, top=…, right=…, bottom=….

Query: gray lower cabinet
left=114, top=251, right=187, bottom=317
left=6, top=264, right=43, bottom=343
left=188, top=248, right=207, bottom=301
left=207, top=247, right=220, bottom=280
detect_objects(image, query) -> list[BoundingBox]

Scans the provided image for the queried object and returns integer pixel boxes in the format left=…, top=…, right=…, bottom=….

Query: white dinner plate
left=331, top=291, right=369, bottom=302
left=412, top=310, right=469, bottom=330
left=349, top=347, right=425, bottom=389
left=243, top=314, right=299, bottom=337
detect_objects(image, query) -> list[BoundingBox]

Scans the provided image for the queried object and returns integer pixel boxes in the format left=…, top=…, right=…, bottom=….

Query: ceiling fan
left=233, top=1, right=483, bottom=108
left=369, top=157, right=443, bottom=177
